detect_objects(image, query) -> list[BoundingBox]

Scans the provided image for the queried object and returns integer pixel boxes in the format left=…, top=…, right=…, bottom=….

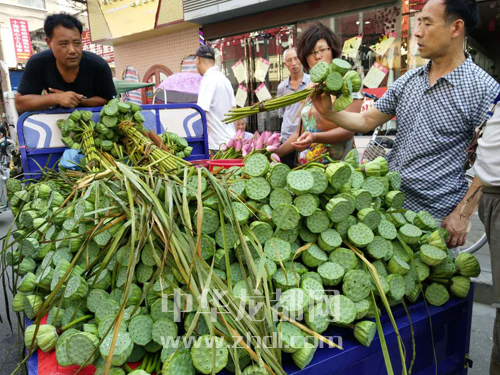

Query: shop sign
left=10, top=19, right=32, bottom=61
left=82, top=30, right=114, bottom=63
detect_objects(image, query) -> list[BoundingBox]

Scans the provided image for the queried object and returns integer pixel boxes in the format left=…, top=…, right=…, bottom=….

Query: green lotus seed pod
left=384, top=190, right=405, bottom=209
left=406, top=284, right=422, bottom=303
left=425, top=283, right=450, bottom=306
left=278, top=321, right=305, bottom=354
left=455, top=252, right=481, bottom=277
left=36, top=324, right=58, bottom=352
left=18, top=257, right=37, bottom=276
left=345, top=70, right=361, bottom=92
left=363, top=156, right=389, bottom=177
left=420, top=244, right=447, bottom=266
left=331, top=58, right=352, bottom=76
left=47, top=306, right=65, bottom=326
left=387, top=256, right=410, bottom=275
left=354, top=320, right=377, bottom=347
left=310, top=61, right=330, bottom=83
left=24, top=325, right=39, bottom=351
left=355, top=299, right=371, bottom=320
left=326, top=162, right=351, bottom=189
left=24, top=294, right=43, bottom=319
left=430, top=254, right=456, bottom=279
left=18, top=272, right=36, bottom=292
left=427, top=230, right=448, bottom=251
left=191, top=335, right=228, bottom=374
left=291, top=341, right=317, bottom=370
left=450, top=276, right=471, bottom=298
left=413, top=210, right=437, bottom=231
left=398, top=224, right=422, bottom=245
left=13, top=292, right=27, bottom=312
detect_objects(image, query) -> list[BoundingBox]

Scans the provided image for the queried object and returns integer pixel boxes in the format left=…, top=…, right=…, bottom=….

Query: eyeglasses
left=307, top=47, right=331, bottom=58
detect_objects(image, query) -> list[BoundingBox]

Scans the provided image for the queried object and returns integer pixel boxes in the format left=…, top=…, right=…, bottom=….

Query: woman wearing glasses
left=276, top=22, right=357, bottom=165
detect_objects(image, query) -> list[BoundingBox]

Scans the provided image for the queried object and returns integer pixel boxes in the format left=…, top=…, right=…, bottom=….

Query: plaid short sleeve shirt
left=375, top=53, right=500, bottom=218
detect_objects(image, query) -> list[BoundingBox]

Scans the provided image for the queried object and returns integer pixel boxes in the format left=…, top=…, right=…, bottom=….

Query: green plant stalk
left=344, top=240, right=408, bottom=375
left=62, top=314, right=93, bottom=331
left=370, top=291, right=394, bottom=375
left=224, top=88, right=314, bottom=123
left=402, top=300, right=417, bottom=374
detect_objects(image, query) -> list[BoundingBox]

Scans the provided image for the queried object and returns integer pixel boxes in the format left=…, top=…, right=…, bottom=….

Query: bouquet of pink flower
left=213, top=130, right=282, bottom=162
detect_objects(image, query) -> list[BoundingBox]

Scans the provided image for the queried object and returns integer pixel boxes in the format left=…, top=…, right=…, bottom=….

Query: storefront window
left=208, top=5, right=410, bottom=133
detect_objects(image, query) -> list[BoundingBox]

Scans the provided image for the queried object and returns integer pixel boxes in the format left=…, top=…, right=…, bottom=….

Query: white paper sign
left=254, top=57, right=270, bottom=82
left=362, top=62, right=389, bottom=89
left=342, top=36, right=363, bottom=59
left=254, top=82, right=272, bottom=102
left=235, top=85, right=248, bottom=108
left=232, top=60, right=246, bottom=84
left=370, top=33, right=398, bottom=56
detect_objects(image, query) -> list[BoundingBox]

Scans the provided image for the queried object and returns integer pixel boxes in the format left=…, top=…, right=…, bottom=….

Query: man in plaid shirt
left=298, top=0, right=500, bottom=248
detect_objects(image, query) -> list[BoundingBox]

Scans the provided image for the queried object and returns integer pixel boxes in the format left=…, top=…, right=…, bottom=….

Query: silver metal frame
left=460, top=173, right=488, bottom=254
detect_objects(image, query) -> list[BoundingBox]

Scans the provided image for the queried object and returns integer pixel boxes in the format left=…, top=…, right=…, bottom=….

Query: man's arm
left=80, top=96, right=110, bottom=107
left=441, top=175, right=483, bottom=248
left=15, top=93, right=59, bottom=113
left=311, top=92, right=393, bottom=133
left=15, top=90, right=83, bottom=113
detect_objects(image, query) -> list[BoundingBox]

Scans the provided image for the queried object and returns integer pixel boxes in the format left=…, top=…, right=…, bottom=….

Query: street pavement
left=0, top=210, right=23, bottom=375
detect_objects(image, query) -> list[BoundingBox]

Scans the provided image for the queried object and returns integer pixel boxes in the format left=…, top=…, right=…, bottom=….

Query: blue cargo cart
left=26, top=286, right=474, bottom=374
left=16, top=104, right=209, bottom=177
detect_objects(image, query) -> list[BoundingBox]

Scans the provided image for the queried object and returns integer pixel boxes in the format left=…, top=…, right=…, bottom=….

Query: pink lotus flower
left=253, top=131, right=260, bottom=140
left=268, top=133, right=281, bottom=146
left=255, top=137, right=264, bottom=150
left=242, top=144, right=252, bottom=157
left=261, top=131, right=270, bottom=145
left=266, top=145, right=279, bottom=152
left=220, top=143, right=228, bottom=152
left=235, top=140, right=242, bottom=152
left=227, top=138, right=235, bottom=148
left=270, top=153, right=281, bottom=163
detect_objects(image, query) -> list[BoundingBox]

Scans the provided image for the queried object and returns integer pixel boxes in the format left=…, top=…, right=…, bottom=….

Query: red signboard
left=10, top=18, right=32, bottom=61
left=81, top=30, right=114, bottom=63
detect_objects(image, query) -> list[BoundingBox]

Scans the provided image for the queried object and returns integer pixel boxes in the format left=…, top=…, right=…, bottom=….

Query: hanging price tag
left=362, top=62, right=389, bottom=89
left=255, top=82, right=272, bottom=102
left=235, top=85, right=248, bottom=108
left=254, top=57, right=270, bottom=82
left=342, top=36, right=363, bottom=59
left=371, top=33, right=398, bottom=56
left=232, top=60, right=247, bottom=84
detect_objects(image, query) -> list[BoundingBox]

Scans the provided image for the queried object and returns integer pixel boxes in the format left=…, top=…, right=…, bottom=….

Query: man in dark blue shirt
left=15, top=13, right=116, bottom=113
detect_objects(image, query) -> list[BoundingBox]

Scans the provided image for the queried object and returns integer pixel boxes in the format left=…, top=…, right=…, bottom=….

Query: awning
left=113, top=79, right=154, bottom=95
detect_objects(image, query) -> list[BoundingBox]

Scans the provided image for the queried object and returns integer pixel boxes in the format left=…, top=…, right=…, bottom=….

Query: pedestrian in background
left=276, top=22, right=356, bottom=166
left=276, top=48, right=310, bottom=167
left=473, top=96, right=500, bottom=375
left=195, top=45, right=236, bottom=155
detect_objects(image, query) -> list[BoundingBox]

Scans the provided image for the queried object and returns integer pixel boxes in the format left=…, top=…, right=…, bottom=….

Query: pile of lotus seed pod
left=3, top=145, right=481, bottom=375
